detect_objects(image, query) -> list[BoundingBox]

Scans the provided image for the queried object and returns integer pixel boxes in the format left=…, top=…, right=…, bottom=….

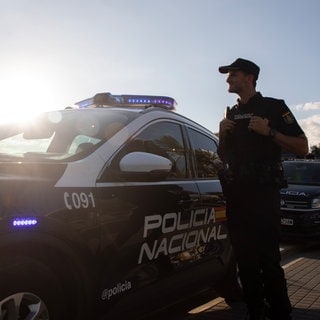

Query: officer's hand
left=248, top=116, right=270, bottom=136
left=219, top=118, right=236, bottom=138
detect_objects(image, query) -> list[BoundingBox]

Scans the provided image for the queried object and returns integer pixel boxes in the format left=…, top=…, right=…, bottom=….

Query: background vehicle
left=280, top=159, right=320, bottom=238
left=0, top=93, right=237, bottom=319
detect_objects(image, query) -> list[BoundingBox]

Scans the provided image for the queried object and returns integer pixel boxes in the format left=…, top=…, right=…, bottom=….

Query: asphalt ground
left=147, top=240, right=320, bottom=320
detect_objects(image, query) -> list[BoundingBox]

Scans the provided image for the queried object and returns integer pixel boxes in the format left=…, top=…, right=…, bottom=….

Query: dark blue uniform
left=218, top=92, right=304, bottom=319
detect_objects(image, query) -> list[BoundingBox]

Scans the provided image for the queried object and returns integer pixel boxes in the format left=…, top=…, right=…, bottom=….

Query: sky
left=0, top=0, right=319, bottom=148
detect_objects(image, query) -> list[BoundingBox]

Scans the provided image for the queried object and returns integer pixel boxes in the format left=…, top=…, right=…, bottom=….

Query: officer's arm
left=270, top=131, right=308, bottom=158
left=217, top=118, right=235, bottom=163
left=248, top=116, right=309, bottom=158
left=217, top=137, right=227, bottom=163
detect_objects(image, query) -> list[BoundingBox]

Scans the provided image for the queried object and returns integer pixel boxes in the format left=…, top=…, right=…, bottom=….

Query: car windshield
left=0, top=109, right=138, bottom=162
left=283, top=161, right=320, bottom=186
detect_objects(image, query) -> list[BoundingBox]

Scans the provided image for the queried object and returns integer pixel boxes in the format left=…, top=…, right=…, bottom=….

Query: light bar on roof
left=77, top=97, right=95, bottom=108
left=75, top=92, right=177, bottom=110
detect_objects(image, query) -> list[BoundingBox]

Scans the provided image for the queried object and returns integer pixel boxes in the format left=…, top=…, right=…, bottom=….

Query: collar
left=237, top=92, right=263, bottom=108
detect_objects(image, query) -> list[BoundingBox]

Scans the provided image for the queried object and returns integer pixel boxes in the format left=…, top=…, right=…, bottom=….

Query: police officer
left=217, top=58, right=308, bottom=320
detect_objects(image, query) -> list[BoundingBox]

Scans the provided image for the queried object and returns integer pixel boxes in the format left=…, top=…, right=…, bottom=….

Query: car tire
left=0, top=255, right=69, bottom=320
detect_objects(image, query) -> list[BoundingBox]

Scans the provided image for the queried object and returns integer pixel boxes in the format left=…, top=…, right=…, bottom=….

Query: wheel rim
left=0, top=292, right=50, bottom=320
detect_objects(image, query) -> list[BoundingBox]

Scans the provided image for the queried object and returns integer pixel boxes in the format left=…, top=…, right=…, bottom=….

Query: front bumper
left=280, top=209, right=320, bottom=238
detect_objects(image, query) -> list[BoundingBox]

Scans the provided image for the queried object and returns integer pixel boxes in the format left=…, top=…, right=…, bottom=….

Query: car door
left=94, top=120, right=203, bottom=315
left=186, top=127, right=233, bottom=289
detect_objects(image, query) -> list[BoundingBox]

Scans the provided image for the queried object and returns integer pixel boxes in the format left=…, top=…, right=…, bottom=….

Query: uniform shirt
left=224, top=92, right=304, bottom=172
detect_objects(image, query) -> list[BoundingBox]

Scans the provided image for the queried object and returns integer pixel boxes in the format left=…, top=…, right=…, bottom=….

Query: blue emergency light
left=75, top=92, right=177, bottom=110
left=12, top=218, right=38, bottom=227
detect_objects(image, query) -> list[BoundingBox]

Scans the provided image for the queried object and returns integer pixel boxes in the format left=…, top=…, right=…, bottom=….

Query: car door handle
left=179, top=199, right=198, bottom=205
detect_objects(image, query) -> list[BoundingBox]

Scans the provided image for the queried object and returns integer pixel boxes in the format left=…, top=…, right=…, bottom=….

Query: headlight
left=311, top=196, right=320, bottom=209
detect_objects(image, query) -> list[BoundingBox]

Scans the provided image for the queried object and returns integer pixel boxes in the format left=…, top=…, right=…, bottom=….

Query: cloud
left=290, top=102, right=320, bottom=149
left=293, top=102, right=320, bottom=111
left=299, top=114, right=320, bottom=148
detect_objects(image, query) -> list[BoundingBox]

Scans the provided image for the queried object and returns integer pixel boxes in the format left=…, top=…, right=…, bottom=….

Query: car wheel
left=0, top=255, right=68, bottom=320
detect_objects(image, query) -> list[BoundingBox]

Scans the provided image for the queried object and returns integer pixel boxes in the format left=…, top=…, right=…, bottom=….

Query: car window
left=0, top=109, right=137, bottom=161
left=283, top=162, right=320, bottom=185
left=187, top=128, right=219, bottom=179
left=106, top=121, right=187, bottom=179
left=0, top=132, right=55, bottom=155
left=69, top=135, right=101, bottom=154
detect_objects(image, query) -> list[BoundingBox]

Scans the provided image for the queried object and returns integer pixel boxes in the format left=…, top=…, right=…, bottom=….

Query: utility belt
left=218, top=162, right=287, bottom=191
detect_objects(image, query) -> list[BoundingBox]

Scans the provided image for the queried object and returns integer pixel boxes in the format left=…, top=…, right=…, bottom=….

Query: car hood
left=280, top=184, right=320, bottom=199
left=0, top=161, right=67, bottom=183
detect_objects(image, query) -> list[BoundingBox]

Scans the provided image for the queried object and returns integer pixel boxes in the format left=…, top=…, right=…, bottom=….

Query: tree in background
left=307, top=144, right=320, bottom=159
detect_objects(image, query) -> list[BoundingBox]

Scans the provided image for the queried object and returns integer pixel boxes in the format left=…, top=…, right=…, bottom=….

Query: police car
left=0, top=93, right=237, bottom=320
left=280, top=159, right=320, bottom=238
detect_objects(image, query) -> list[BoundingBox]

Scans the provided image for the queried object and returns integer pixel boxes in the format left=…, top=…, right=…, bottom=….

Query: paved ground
left=141, top=241, right=320, bottom=320
left=183, top=243, right=320, bottom=320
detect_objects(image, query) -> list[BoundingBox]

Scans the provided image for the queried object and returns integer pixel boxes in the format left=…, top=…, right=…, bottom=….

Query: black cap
left=219, top=58, right=260, bottom=80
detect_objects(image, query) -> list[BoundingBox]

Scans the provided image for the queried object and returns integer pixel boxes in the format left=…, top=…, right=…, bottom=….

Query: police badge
left=282, top=111, right=295, bottom=124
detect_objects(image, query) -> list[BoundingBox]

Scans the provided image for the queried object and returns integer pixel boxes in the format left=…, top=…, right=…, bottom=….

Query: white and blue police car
left=0, top=93, right=237, bottom=320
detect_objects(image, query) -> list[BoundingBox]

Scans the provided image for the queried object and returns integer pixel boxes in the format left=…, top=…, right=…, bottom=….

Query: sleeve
left=270, top=100, right=305, bottom=137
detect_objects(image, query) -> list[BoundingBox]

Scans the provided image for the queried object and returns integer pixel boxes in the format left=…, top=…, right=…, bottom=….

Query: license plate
left=281, top=218, right=294, bottom=226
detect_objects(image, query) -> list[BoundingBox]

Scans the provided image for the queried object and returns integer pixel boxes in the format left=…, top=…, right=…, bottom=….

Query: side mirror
left=120, top=152, right=172, bottom=173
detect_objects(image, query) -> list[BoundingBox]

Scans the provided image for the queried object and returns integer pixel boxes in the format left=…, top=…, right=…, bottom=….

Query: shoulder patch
left=282, top=111, right=295, bottom=124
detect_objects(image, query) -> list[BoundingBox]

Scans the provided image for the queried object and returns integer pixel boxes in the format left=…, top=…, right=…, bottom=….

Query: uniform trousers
left=225, top=183, right=292, bottom=319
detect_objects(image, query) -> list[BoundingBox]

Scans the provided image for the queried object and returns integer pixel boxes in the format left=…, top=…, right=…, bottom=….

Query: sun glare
left=0, top=72, right=57, bottom=124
